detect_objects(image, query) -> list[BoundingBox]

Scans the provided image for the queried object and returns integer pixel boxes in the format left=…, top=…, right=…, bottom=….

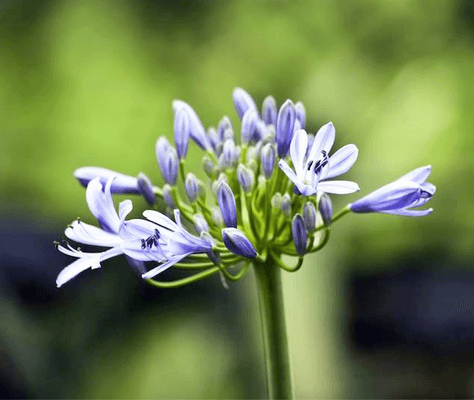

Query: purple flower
left=155, top=137, right=178, bottom=185
left=222, top=228, right=257, bottom=258
left=349, top=166, right=435, bottom=216
left=292, top=214, right=307, bottom=256
left=172, top=100, right=211, bottom=151
left=216, top=180, right=237, bottom=228
left=276, top=100, right=296, bottom=158
left=278, top=126, right=360, bottom=196
left=262, top=96, right=277, bottom=126
left=233, top=87, right=257, bottom=120
left=174, top=107, right=190, bottom=159
left=74, top=167, right=140, bottom=194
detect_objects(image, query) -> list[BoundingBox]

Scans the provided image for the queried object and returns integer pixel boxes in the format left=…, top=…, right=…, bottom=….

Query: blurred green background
left=1, top=0, right=473, bottom=398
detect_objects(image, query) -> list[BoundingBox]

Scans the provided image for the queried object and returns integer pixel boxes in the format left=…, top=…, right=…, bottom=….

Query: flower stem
left=254, top=257, right=294, bottom=399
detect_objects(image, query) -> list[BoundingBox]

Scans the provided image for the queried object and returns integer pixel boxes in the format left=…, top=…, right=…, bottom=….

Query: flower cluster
left=56, top=88, right=435, bottom=287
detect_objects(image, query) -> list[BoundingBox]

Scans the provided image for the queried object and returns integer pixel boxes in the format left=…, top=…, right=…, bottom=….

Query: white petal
left=380, top=208, right=433, bottom=217
left=318, top=180, right=360, bottom=194
left=143, top=210, right=178, bottom=232
left=324, top=144, right=359, bottom=180
left=307, top=122, right=335, bottom=162
left=141, top=253, right=191, bottom=279
left=398, top=165, right=431, bottom=184
left=65, top=220, right=122, bottom=247
left=290, top=129, right=308, bottom=176
left=118, top=200, right=133, bottom=225
left=278, top=159, right=299, bottom=185
left=86, top=178, right=120, bottom=233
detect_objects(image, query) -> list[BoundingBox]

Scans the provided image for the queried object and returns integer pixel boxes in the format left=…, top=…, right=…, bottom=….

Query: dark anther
left=142, top=229, right=160, bottom=249
left=314, top=150, right=329, bottom=175
left=141, top=239, right=146, bottom=249
left=307, top=160, right=314, bottom=171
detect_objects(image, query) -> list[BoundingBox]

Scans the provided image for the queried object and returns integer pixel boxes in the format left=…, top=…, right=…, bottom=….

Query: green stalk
left=254, top=257, right=294, bottom=399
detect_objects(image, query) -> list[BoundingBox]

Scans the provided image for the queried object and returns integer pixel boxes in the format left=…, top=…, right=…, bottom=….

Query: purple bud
left=220, top=139, right=237, bottom=169
left=207, top=127, right=220, bottom=151
left=319, top=193, right=333, bottom=226
left=222, top=228, right=257, bottom=258
left=202, top=155, right=216, bottom=178
left=223, top=128, right=234, bottom=141
left=281, top=193, right=292, bottom=218
left=233, top=87, right=257, bottom=120
left=276, top=99, right=296, bottom=158
left=174, top=107, right=190, bottom=159
left=217, top=116, right=233, bottom=142
left=261, top=143, right=275, bottom=179
left=241, top=109, right=258, bottom=145
left=292, top=214, right=307, bottom=256
left=217, top=180, right=237, bottom=228
left=156, top=137, right=178, bottom=185
left=262, top=95, right=277, bottom=126
left=302, top=202, right=316, bottom=233
left=211, top=206, right=223, bottom=226
left=74, top=167, right=139, bottom=194
left=162, top=184, right=175, bottom=208
left=172, top=100, right=211, bottom=151
left=185, top=173, right=199, bottom=203
left=295, top=101, right=306, bottom=130
left=194, top=214, right=209, bottom=234
left=137, top=173, right=155, bottom=205
left=237, top=164, right=254, bottom=193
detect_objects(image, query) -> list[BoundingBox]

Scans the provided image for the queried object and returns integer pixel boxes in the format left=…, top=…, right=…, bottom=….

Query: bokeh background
left=0, top=0, right=473, bottom=398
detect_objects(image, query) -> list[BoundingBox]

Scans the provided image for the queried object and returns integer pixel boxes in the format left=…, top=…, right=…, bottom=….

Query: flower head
left=349, top=165, right=435, bottom=216
left=278, top=126, right=359, bottom=196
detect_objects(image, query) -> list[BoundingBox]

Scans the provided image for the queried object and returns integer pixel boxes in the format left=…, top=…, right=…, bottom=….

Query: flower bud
left=174, top=107, right=190, bottom=159
left=262, top=95, right=277, bottom=126
left=241, top=109, right=258, bottom=145
left=276, top=99, right=296, bottom=158
left=202, top=155, right=216, bottom=178
left=222, top=228, right=257, bottom=259
left=220, top=139, right=237, bottom=169
left=185, top=173, right=199, bottom=203
left=74, top=167, right=139, bottom=194
left=207, top=127, right=219, bottom=151
left=156, top=137, right=178, bottom=185
left=237, top=164, right=254, bottom=193
left=233, top=87, right=257, bottom=120
left=211, top=206, right=223, bottom=226
left=194, top=214, right=209, bottom=234
left=217, top=180, right=238, bottom=228
left=302, top=202, right=317, bottom=233
left=137, top=173, right=155, bottom=205
left=261, top=143, right=275, bottom=179
left=217, top=116, right=232, bottom=142
left=295, top=101, right=306, bottom=129
left=271, top=193, right=282, bottom=209
left=172, top=100, right=211, bottom=151
left=292, top=214, right=307, bottom=256
left=162, top=184, right=175, bottom=208
left=318, top=193, right=333, bottom=226
left=281, top=194, right=292, bottom=218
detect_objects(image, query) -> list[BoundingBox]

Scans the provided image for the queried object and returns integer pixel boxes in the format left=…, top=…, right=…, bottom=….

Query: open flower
left=349, top=165, right=435, bottom=216
left=278, top=124, right=359, bottom=196
left=56, top=178, right=214, bottom=286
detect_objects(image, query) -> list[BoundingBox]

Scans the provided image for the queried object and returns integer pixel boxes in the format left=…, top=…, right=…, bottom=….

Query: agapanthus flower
left=57, top=87, right=435, bottom=290
left=349, top=165, right=435, bottom=216
left=56, top=178, right=214, bottom=286
left=278, top=126, right=359, bottom=196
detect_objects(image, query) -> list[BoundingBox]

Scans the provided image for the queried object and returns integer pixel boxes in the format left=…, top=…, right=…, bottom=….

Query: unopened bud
left=292, top=214, right=307, bottom=256
left=137, top=173, right=155, bottom=205
left=281, top=194, right=292, bottom=218
left=185, top=173, right=199, bottom=203
left=237, top=164, right=254, bottom=193
left=222, top=228, right=257, bottom=258
left=318, top=193, right=333, bottom=226
left=302, top=202, right=316, bottom=233
left=194, top=214, right=209, bottom=234
left=162, top=184, right=175, bottom=208
left=261, top=143, right=275, bottom=179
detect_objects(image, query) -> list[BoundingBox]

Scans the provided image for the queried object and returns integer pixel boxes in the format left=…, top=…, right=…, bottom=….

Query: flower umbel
left=56, top=87, right=435, bottom=288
